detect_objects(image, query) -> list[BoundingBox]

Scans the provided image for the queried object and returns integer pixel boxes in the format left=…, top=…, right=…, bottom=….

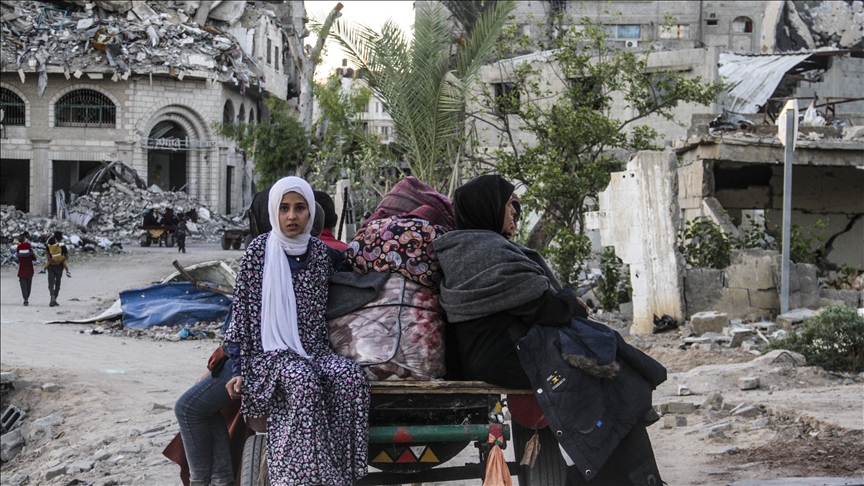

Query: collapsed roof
left=0, top=0, right=280, bottom=95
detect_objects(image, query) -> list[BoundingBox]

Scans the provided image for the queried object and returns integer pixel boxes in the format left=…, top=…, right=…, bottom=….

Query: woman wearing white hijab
left=224, top=176, right=370, bottom=486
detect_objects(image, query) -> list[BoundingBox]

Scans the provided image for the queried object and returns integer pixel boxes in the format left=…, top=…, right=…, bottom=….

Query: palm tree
left=332, top=1, right=515, bottom=195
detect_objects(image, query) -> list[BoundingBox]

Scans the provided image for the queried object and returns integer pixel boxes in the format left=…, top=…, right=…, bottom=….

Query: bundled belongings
left=329, top=177, right=454, bottom=381
left=327, top=272, right=445, bottom=381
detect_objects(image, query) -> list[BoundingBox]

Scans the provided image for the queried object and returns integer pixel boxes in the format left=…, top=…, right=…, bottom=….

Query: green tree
left=479, top=15, right=725, bottom=286
left=216, top=97, right=309, bottom=188
left=332, top=0, right=516, bottom=195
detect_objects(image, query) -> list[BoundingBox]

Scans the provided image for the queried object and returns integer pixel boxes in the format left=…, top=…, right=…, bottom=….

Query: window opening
left=733, top=17, right=753, bottom=33
left=223, top=100, right=235, bottom=124
left=267, top=38, right=272, bottom=64
left=55, top=89, right=115, bottom=127
left=274, top=47, right=279, bottom=71
left=659, top=24, right=690, bottom=39
left=706, top=19, right=718, bottom=26
left=493, top=82, right=520, bottom=115
left=238, top=103, right=246, bottom=123
left=1, top=88, right=26, bottom=125
left=605, top=24, right=640, bottom=39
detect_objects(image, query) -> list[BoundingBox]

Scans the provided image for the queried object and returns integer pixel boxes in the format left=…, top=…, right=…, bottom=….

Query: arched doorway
left=147, top=121, right=188, bottom=192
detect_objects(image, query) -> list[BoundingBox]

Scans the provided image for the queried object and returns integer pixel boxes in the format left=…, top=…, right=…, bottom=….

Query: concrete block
left=91, top=449, right=111, bottom=461
left=750, top=417, right=772, bottom=430
left=749, top=289, right=780, bottom=310
left=662, top=415, right=688, bottom=428
left=0, top=372, right=14, bottom=384
left=738, top=376, right=760, bottom=390
left=684, top=268, right=724, bottom=317
left=731, top=404, right=761, bottom=418
left=713, top=288, right=751, bottom=319
left=44, top=462, right=68, bottom=480
left=820, top=289, right=860, bottom=308
left=776, top=308, right=817, bottom=331
left=701, top=393, right=724, bottom=410
left=690, top=311, right=729, bottom=335
left=0, top=429, right=24, bottom=461
left=41, top=383, right=59, bottom=393
left=666, top=402, right=697, bottom=414
left=69, top=459, right=95, bottom=472
left=118, top=444, right=142, bottom=454
left=18, top=413, right=64, bottom=445
left=727, top=249, right=778, bottom=290
left=729, top=328, right=756, bottom=348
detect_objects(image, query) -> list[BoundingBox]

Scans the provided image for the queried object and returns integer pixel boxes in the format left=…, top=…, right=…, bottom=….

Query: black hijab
left=453, top=174, right=514, bottom=233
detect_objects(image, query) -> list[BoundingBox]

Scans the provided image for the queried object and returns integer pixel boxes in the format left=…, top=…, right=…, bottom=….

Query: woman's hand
left=226, top=376, right=243, bottom=400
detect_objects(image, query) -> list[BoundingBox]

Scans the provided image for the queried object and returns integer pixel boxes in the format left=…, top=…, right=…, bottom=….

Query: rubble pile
left=798, top=0, right=864, bottom=49
left=65, top=178, right=245, bottom=241
left=1, top=0, right=272, bottom=94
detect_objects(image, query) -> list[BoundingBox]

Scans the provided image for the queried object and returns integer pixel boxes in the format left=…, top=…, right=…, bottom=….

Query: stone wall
left=684, top=249, right=820, bottom=320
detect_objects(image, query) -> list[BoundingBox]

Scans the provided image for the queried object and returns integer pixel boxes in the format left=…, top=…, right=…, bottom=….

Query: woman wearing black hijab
left=435, top=174, right=665, bottom=486
left=434, top=174, right=587, bottom=388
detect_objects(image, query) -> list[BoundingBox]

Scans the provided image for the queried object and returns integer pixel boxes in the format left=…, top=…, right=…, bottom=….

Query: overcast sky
left=305, top=1, right=417, bottom=79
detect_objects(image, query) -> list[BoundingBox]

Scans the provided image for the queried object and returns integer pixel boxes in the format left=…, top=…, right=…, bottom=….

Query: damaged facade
left=1, top=0, right=301, bottom=217
left=466, top=0, right=863, bottom=331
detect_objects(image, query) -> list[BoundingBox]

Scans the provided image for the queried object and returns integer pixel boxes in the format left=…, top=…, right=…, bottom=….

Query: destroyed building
left=1, top=0, right=302, bottom=217
left=462, top=0, right=863, bottom=332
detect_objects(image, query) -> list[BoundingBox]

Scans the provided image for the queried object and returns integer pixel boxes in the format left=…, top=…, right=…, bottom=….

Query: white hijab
left=260, top=176, right=316, bottom=356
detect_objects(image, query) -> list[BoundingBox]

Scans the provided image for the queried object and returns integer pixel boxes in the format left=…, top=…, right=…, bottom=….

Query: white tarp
left=719, top=53, right=813, bottom=114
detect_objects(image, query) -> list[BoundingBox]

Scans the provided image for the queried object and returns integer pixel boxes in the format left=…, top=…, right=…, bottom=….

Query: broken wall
left=684, top=249, right=821, bottom=320
left=791, top=56, right=864, bottom=114
left=586, top=151, right=685, bottom=335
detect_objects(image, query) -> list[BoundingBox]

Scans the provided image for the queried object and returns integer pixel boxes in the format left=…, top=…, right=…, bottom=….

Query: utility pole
left=778, top=99, right=798, bottom=314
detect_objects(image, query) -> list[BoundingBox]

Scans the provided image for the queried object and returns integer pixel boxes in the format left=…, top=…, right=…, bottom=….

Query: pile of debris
left=65, top=178, right=245, bottom=241
left=0, top=0, right=275, bottom=95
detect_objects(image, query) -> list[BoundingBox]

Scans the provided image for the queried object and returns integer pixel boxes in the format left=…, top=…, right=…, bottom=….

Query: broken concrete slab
left=776, top=308, right=818, bottom=331
left=738, top=376, right=760, bottom=390
left=820, top=289, right=860, bottom=308
left=691, top=311, right=729, bottom=335
left=208, top=0, right=246, bottom=24
left=684, top=267, right=724, bottom=317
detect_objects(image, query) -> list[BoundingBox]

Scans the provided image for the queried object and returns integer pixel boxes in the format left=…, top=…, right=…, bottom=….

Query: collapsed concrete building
left=464, top=0, right=863, bottom=332
left=1, top=0, right=302, bottom=217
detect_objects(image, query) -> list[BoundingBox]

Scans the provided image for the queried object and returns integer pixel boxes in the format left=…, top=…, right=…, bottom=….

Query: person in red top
left=16, top=233, right=37, bottom=306
left=313, top=190, right=349, bottom=252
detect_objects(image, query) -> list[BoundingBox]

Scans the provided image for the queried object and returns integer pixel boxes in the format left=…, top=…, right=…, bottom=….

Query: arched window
left=238, top=103, right=246, bottom=123
left=55, top=89, right=115, bottom=127
left=0, top=88, right=26, bottom=125
left=248, top=107, right=255, bottom=125
left=223, top=100, right=235, bottom=124
left=733, top=16, right=753, bottom=33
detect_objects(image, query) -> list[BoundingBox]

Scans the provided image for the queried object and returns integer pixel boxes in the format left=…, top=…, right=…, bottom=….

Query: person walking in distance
left=16, top=233, right=37, bottom=306
left=176, top=218, right=189, bottom=254
left=44, top=233, right=69, bottom=307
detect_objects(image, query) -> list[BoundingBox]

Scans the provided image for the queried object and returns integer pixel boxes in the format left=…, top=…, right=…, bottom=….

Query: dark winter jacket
left=516, top=320, right=666, bottom=482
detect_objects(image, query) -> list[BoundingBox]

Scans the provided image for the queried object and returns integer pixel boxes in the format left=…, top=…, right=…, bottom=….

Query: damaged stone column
left=30, top=139, right=51, bottom=215
left=587, top=151, right=686, bottom=334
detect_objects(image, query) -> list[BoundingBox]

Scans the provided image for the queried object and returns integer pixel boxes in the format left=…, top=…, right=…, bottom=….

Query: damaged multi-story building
left=1, top=0, right=302, bottom=217
left=465, top=0, right=863, bottom=331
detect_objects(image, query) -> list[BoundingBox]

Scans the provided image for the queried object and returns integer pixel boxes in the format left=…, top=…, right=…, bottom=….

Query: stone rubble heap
left=799, top=0, right=864, bottom=49
left=1, top=0, right=273, bottom=94
left=1, top=181, right=246, bottom=266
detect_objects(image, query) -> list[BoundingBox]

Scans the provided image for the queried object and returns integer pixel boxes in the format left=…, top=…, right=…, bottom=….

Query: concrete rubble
left=0, top=0, right=276, bottom=95
left=1, top=170, right=247, bottom=267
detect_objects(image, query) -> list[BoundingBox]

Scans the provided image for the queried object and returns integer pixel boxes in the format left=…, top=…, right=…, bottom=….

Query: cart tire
left=221, top=233, right=231, bottom=250
left=165, top=233, right=175, bottom=247
left=512, top=422, right=568, bottom=486
left=139, top=233, right=151, bottom=247
left=244, top=234, right=253, bottom=249
left=232, top=238, right=241, bottom=250
left=240, top=434, right=269, bottom=486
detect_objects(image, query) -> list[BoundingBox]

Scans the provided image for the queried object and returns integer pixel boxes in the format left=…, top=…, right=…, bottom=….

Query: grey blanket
left=433, top=230, right=550, bottom=322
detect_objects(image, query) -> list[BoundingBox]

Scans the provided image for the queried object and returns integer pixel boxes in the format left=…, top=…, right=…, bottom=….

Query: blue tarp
left=119, top=281, right=232, bottom=329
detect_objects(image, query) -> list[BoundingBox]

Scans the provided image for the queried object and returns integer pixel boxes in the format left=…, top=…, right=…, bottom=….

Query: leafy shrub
left=677, top=216, right=733, bottom=269
left=764, top=305, right=864, bottom=373
left=596, top=247, right=631, bottom=311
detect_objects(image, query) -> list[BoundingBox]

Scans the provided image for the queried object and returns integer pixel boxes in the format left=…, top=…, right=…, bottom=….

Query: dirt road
left=1, top=243, right=862, bottom=486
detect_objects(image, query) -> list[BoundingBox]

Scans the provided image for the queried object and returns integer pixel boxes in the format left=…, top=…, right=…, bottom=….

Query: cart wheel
left=165, top=232, right=175, bottom=248
left=232, top=238, right=242, bottom=250
left=240, top=434, right=269, bottom=486
left=221, top=233, right=231, bottom=250
left=139, top=233, right=151, bottom=247
left=512, top=422, right=568, bottom=486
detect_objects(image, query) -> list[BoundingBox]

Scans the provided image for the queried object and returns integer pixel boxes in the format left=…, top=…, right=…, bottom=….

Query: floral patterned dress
left=225, top=234, right=370, bottom=486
